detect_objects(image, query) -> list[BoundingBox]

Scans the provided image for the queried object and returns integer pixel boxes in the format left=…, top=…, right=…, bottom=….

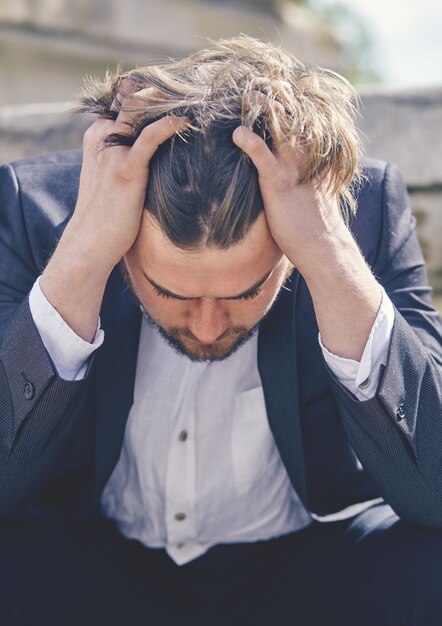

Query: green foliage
left=210, top=0, right=381, bottom=83
left=290, top=0, right=382, bottom=84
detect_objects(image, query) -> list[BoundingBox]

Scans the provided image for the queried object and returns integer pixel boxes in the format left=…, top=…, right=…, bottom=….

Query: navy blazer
left=0, top=151, right=441, bottom=526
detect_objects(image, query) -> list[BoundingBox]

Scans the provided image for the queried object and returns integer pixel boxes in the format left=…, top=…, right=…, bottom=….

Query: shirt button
left=177, top=543, right=185, bottom=549
left=359, top=377, right=370, bottom=390
left=178, top=430, right=188, bottom=442
left=175, top=512, right=186, bottom=521
left=24, top=382, right=35, bottom=400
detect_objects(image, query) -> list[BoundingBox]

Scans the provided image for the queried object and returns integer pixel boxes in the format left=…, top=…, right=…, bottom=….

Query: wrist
left=40, top=221, right=114, bottom=343
left=58, top=219, right=118, bottom=278
left=290, top=225, right=382, bottom=361
left=288, top=222, right=356, bottom=281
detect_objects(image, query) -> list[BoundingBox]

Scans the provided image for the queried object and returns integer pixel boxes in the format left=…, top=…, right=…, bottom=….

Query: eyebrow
left=142, top=269, right=274, bottom=301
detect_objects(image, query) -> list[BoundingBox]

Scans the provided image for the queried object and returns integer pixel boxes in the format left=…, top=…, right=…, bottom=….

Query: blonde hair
left=77, top=35, right=362, bottom=249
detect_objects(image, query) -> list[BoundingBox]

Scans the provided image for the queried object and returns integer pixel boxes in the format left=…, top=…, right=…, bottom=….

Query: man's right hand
left=71, top=88, right=188, bottom=271
left=39, top=87, right=187, bottom=343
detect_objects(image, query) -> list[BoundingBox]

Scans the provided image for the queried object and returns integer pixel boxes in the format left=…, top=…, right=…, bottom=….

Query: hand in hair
left=39, top=84, right=188, bottom=342
left=232, top=123, right=344, bottom=274
left=71, top=85, right=189, bottom=271
left=232, top=123, right=383, bottom=361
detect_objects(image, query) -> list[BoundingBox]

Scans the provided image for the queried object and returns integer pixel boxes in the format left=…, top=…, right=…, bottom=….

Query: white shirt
left=29, top=277, right=394, bottom=564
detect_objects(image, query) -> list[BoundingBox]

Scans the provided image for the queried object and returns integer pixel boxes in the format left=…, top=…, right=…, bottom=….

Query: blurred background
left=1, top=0, right=441, bottom=305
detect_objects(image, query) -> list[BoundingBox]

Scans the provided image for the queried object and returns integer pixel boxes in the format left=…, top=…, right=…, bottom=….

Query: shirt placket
left=165, top=362, right=203, bottom=559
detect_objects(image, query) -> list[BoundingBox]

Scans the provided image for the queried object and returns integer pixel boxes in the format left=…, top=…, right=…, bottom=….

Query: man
left=0, top=36, right=441, bottom=625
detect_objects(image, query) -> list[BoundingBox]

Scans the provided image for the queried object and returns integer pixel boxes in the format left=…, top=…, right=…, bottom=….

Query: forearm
left=0, top=298, right=95, bottom=518
left=327, top=311, right=442, bottom=527
left=296, top=223, right=383, bottom=361
left=40, top=218, right=114, bottom=343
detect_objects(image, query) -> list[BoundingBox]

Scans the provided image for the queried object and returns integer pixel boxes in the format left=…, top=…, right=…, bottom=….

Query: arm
left=0, top=162, right=97, bottom=518
left=0, top=96, right=188, bottom=518
left=29, top=277, right=104, bottom=381
left=233, top=123, right=442, bottom=527
left=319, top=285, right=395, bottom=401
left=325, top=164, right=442, bottom=527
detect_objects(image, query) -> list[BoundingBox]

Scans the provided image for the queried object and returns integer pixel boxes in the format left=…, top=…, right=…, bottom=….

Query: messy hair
left=77, top=35, right=362, bottom=249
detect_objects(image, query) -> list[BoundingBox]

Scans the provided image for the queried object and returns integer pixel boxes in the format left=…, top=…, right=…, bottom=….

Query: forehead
left=133, top=211, right=282, bottom=296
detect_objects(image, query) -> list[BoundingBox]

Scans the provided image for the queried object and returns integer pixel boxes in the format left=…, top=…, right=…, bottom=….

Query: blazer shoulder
left=360, top=157, right=388, bottom=181
left=349, top=158, right=394, bottom=265
left=5, top=149, right=82, bottom=190
left=0, top=150, right=83, bottom=271
left=354, top=157, right=388, bottom=214
left=9, top=149, right=83, bottom=169
left=4, top=150, right=82, bottom=194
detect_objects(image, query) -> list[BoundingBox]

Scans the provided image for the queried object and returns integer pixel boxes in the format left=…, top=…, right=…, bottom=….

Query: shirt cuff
left=28, top=276, right=104, bottom=381
left=318, top=286, right=395, bottom=400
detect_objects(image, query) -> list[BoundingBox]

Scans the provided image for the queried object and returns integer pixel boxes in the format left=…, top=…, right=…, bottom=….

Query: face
left=122, top=211, right=292, bottom=362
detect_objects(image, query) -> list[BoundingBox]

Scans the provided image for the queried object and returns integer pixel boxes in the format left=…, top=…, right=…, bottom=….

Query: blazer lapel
left=94, top=265, right=141, bottom=505
left=258, top=270, right=308, bottom=508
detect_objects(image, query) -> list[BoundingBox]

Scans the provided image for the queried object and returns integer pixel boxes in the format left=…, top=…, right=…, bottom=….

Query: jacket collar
left=95, top=265, right=141, bottom=503
left=257, top=270, right=307, bottom=507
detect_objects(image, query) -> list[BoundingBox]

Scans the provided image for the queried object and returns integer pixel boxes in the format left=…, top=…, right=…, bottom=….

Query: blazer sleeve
left=0, top=162, right=96, bottom=519
left=328, top=163, right=442, bottom=528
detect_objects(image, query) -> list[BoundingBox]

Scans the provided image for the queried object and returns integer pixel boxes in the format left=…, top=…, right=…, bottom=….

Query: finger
left=108, top=77, right=139, bottom=124
left=111, top=78, right=167, bottom=133
left=242, top=90, right=286, bottom=141
left=83, top=118, right=116, bottom=151
left=232, top=126, right=278, bottom=174
left=111, top=76, right=143, bottom=111
left=113, top=87, right=162, bottom=133
left=125, top=115, right=189, bottom=170
left=241, top=91, right=299, bottom=165
left=243, top=90, right=286, bottom=117
left=277, top=133, right=310, bottom=184
left=273, top=141, right=306, bottom=177
left=116, top=76, right=140, bottom=99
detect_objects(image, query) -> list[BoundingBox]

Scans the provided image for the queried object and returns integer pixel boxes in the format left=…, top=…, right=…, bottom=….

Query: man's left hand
left=232, top=125, right=344, bottom=272
left=232, top=124, right=383, bottom=362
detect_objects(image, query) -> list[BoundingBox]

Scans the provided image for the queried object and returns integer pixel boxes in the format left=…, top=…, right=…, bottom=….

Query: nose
left=187, top=299, right=229, bottom=344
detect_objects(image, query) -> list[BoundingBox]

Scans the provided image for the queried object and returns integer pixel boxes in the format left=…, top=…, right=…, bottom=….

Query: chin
left=137, top=301, right=259, bottom=362
left=179, top=337, right=240, bottom=362
left=159, top=325, right=259, bottom=362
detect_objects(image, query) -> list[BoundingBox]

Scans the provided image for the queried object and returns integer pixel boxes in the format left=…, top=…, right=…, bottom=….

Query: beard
left=119, top=260, right=260, bottom=362
left=139, top=303, right=259, bottom=362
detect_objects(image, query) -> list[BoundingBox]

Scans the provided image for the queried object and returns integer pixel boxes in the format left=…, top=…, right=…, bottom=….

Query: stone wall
left=0, top=0, right=344, bottom=106
left=358, top=87, right=442, bottom=294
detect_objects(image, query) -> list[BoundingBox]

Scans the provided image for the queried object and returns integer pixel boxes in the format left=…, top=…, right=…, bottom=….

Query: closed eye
left=152, top=285, right=263, bottom=301
left=152, top=286, right=183, bottom=300
left=234, top=286, right=263, bottom=301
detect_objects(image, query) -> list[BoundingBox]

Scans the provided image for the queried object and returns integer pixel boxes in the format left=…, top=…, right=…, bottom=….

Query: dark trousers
left=0, top=502, right=441, bottom=626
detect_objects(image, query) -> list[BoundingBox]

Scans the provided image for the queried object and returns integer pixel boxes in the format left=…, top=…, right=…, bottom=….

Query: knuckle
left=118, top=90, right=152, bottom=114
left=140, top=120, right=166, bottom=142
left=111, top=93, right=123, bottom=112
left=119, top=94, right=134, bottom=109
left=83, top=119, right=109, bottom=147
left=132, top=87, right=159, bottom=100
left=117, top=77, right=138, bottom=99
left=114, top=154, right=135, bottom=180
